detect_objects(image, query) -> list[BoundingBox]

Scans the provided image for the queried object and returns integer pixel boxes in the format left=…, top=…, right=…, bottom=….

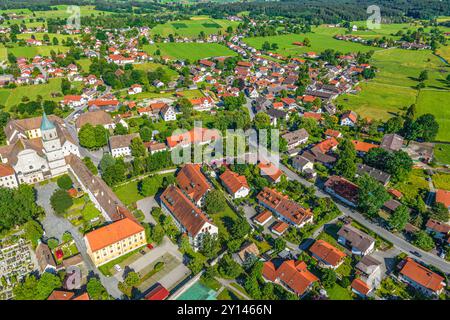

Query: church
left=0, top=113, right=80, bottom=186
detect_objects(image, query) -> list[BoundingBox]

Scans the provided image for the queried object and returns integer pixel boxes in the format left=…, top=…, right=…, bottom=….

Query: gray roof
left=109, top=133, right=139, bottom=150
left=337, top=224, right=375, bottom=253
left=355, top=255, right=381, bottom=275
left=282, top=128, right=309, bottom=146
left=382, top=199, right=402, bottom=212
left=357, top=163, right=391, bottom=185
left=381, top=134, right=404, bottom=152
left=292, top=155, right=311, bottom=168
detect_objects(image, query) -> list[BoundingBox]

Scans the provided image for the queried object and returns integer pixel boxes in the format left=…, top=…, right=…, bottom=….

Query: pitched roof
left=399, top=258, right=445, bottom=293
left=176, top=164, right=210, bottom=203
left=219, top=169, right=249, bottom=194
left=272, top=221, right=289, bottom=234
left=425, top=219, right=450, bottom=234
left=160, top=185, right=214, bottom=237
left=337, top=224, right=375, bottom=253
left=0, top=163, right=15, bottom=177
left=75, top=110, right=113, bottom=129
left=351, top=278, right=371, bottom=295
left=357, top=163, right=391, bottom=185
left=282, top=128, right=309, bottom=146
left=309, top=239, right=346, bottom=267
left=436, top=189, right=450, bottom=208
left=312, top=137, right=338, bottom=154
left=381, top=134, right=404, bottom=152
left=145, top=284, right=170, bottom=300
left=262, top=260, right=318, bottom=296
left=237, top=242, right=260, bottom=262
left=352, top=140, right=379, bottom=153
left=257, top=187, right=313, bottom=226
left=109, top=133, right=139, bottom=150
left=324, top=175, right=359, bottom=204
left=341, top=110, right=358, bottom=123
left=254, top=210, right=272, bottom=224
left=258, top=162, right=283, bottom=182
left=166, top=127, right=220, bottom=149
left=85, top=218, right=144, bottom=252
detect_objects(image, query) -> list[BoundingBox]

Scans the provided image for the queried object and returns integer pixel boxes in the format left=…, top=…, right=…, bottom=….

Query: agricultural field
left=0, top=78, right=63, bottom=109
left=16, top=33, right=78, bottom=43
left=436, top=45, right=450, bottom=63
left=243, top=32, right=381, bottom=57
left=143, top=42, right=237, bottom=61
left=150, top=16, right=239, bottom=37
left=1, top=44, right=70, bottom=59
left=415, top=90, right=450, bottom=141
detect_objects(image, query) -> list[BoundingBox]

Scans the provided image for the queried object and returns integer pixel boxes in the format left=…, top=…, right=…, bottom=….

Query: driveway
left=136, top=197, right=159, bottom=224
left=36, top=183, right=123, bottom=299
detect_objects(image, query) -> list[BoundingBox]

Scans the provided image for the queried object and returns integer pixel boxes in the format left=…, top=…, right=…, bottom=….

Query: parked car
left=114, top=264, right=122, bottom=272
left=410, top=250, right=422, bottom=258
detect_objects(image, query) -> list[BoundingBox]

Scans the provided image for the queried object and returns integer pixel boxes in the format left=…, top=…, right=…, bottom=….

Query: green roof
left=40, top=112, right=56, bottom=131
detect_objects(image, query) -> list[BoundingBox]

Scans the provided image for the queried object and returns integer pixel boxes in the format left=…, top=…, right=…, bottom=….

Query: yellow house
left=85, top=218, right=146, bottom=267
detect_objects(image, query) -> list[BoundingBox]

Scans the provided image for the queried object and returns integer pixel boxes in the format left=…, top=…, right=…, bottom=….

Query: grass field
left=1, top=44, right=70, bottom=59
left=243, top=32, right=380, bottom=57
left=133, top=62, right=179, bottom=79
left=434, top=144, right=450, bottom=165
left=393, top=169, right=428, bottom=201
left=0, top=78, right=63, bottom=109
left=415, top=90, right=450, bottom=141
left=432, top=172, right=450, bottom=190
left=143, top=43, right=237, bottom=61
left=436, top=45, right=450, bottom=63
left=326, top=284, right=353, bottom=300
left=150, top=17, right=238, bottom=37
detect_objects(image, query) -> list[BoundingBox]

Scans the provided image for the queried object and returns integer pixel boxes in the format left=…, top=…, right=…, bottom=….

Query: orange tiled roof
left=351, top=278, right=371, bottom=295
left=258, top=162, right=282, bottom=182
left=0, top=163, right=15, bottom=177
left=254, top=210, right=272, bottom=224
left=352, top=140, right=379, bottom=153
left=436, top=189, right=450, bottom=208
left=47, top=290, right=75, bottom=300
left=176, top=164, right=210, bottom=203
left=219, top=169, right=249, bottom=194
left=85, top=218, right=144, bottom=252
left=272, top=221, right=289, bottom=234
left=309, top=239, right=346, bottom=267
left=313, top=137, right=338, bottom=154
left=400, top=258, right=445, bottom=293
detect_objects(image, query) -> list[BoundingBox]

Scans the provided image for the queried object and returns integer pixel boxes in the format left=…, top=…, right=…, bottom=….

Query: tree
left=140, top=176, right=161, bottom=196
left=218, top=254, right=243, bottom=279
left=357, top=174, right=390, bottom=218
left=204, top=190, right=227, bottom=214
left=99, top=154, right=116, bottom=173
left=418, top=70, right=428, bottom=82
left=388, top=205, right=410, bottom=231
left=139, top=126, right=152, bottom=142
left=200, top=233, right=221, bottom=259
left=83, top=157, right=98, bottom=175
left=405, top=104, right=416, bottom=120
left=413, top=230, right=435, bottom=251
left=414, top=114, right=439, bottom=142
left=56, top=174, right=72, bottom=190
left=86, top=278, right=110, bottom=300
left=334, top=139, right=357, bottom=179
left=321, top=269, right=337, bottom=289
left=13, top=275, right=39, bottom=300
left=124, top=272, right=140, bottom=287
left=50, top=189, right=73, bottom=215
left=47, top=238, right=59, bottom=250
left=114, top=123, right=128, bottom=135
left=177, top=98, right=193, bottom=118
left=430, top=202, right=449, bottom=222
left=150, top=224, right=165, bottom=244
left=230, top=218, right=251, bottom=240
left=274, top=237, right=286, bottom=252
left=384, top=116, right=404, bottom=134
left=254, top=112, right=271, bottom=130
left=36, top=272, right=62, bottom=300
left=130, top=137, right=146, bottom=158
left=23, top=220, right=43, bottom=247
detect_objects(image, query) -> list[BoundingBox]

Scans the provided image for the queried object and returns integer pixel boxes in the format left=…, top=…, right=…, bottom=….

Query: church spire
left=40, top=111, right=55, bottom=131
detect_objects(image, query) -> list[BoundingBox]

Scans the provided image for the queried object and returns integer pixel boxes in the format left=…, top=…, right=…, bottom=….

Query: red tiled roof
left=145, top=284, right=170, bottom=300
left=219, top=169, right=249, bottom=194
left=313, top=137, right=339, bottom=154
left=254, top=210, right=272, bottom=224
left=388, top=189, right=403, bottom=199
left=351, top=278, right=371, bottom=295
left=258, top=162, right=282, bottom=182
left=309, top=240, right=346, bottom=267
left=352, top=140, right=379, bottom=153
left=272, top=221, right=289, bottom=234
left=176, top=164, right=210, bottom=203
left=400, top=258, right=445, bottom=293
left=325, top=129, right=341, bottom=138
left=425, top=219, right=450, bottom=234
left=166, top=127, right=220, bottom=149
left=0, top=163, right=15, bottom=177
left=303, top=112, right=323, bottom=121
left=436, top=189, right=450, bottom=208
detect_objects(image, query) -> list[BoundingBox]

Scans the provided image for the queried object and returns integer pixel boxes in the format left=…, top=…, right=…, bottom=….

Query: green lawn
left=434, top=144, right=450, bottom=165
left=436, top=45, right=450, bottom=63
left=432, top=172, right=450, bottom=190
left=327, top=284, right=353, bottom=300
left=133, top=62, right=178, bottom=79
left=393, top=169, right=429, bottom=201
left=5, top=45, right=70, bottom=59
left=416, top=90, right=450, bottom=142
left=150, top=17, right=238, bottom=37
left=0, top=78, right=63, bottom=110
left=143, top=43, right=237, bottom=61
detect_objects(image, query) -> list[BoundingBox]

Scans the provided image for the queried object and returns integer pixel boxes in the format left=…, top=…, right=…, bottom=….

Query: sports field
left=143, top=43, right=237, bottom=61
left=150, top=16, right=239, bottom=37
left=0, top=78, right=63, bottom=109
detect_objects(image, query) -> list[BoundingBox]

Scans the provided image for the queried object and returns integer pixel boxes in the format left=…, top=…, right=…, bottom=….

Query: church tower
left=41, top=112, right=67, bottom=177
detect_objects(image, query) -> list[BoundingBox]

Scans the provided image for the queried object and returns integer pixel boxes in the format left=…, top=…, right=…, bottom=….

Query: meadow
left=133, top=62, right=179, bottom=79
left=143, top=42, right=237, bottom=61
left=415, top=90, right=450, bottom=142
left=150, top=16, right=239, bottom=37
left=1, top=44, right=70, bottom=59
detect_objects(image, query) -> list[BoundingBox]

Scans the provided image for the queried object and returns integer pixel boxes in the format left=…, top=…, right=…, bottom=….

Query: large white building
left=0, top=113, right=80, bottom=184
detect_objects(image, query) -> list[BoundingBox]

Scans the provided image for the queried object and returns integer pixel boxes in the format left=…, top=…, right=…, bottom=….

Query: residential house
left=282, top=128, right=309, bottom=150
left=425, top=219, right=450, bottom=239
left=398, top=258, right=445, bottom=297
left=381, top=134, right=404, bottom=152
left=309, top=239, right=346, bottom=269
left=190, top=97, right=214, bottom=111
left=219, top=169, right=250, bottom=199
left=253, top=210, right=273, bottom=226
left=271, top=221, right=289, bottom=236
left=324, top=176, right=359, bottom=207
left=166, top=127, right=220, bottom=150
left=435, top=189, right=450, bottom=210
left=337, top=224, right=375, bottom=256
left=258, top=162, right=283, bottom=183
left=35, top=242, right=57, bottom=272
left=257, top=187, right=313, bottom=228
left=128, top=84, right=143, bottom=95
left=75, top=110, right=115, bottom=132
left=356, top=163, right=391, bottom=186
left=340, top=110, right=358, bottom=126
left=262, top=260, right=319, bottom=297
left=291, top=155, right=314, bottom=174
left=176, top=164, right=211, bottom=207
left=160, top=104, right=176, bottom=122
left=352, top=255, right=382, bottom=297
left=233, top=242, right=260, bottom=265
left=160, top=185, right=218, bottom=250
left=108, top=133, right=139, bottom=158
left=352, top=140, right=378, bottom=155
left=0, top=164, right=18, bottom=189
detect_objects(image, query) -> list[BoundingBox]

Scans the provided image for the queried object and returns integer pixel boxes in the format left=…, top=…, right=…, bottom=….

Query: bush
left=57, top=174, right=73, bottom=190
left=154, top=261, right=165, bottom=272
left=61, top=231, right=73, bottom=243
left=47, top=238, right=59, bottom=250
left=50, top=189, right=73, bottom=215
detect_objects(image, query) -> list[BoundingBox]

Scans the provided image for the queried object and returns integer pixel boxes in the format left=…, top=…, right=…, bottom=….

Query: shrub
left=57, top=174, right=73, bottom=190
left=50, top=189, right=73, bottom=215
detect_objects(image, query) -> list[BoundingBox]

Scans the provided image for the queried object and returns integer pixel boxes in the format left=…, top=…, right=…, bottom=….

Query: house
left=324, top=176, right=359, bottom=207
left=75, top=110, right=115, bottom=132
left=109, top=133, right=140, bottom=158
left=398, top=258, right=445, bottom=297
left=404, top=141, right=434, bottom=163
left=356, top=163, right=391, bottom=186
left=145, top=141, right=167, bottom=155
left=352, top=255, right=382, bottom=297
left=291, top=155, right=314, bottom=173
left=340, top=110, right=358, bottom=126
left=271, top=221, right=289, bottom=236
left=258, top=162, right=283, bottom=183
left=107, top=54, right=135, bottom=65
left=324, top=129, right=342, bottom=139
left=160, top=104, right=176, bottom=122
left=382, top=199, right=403, bottom=214
left=257, top=187, right=313, bottom=228
left=302, top=149, right=336, bottom=168
left=85, top=218, right=146, bottom=266
left=0, top=164, right=18, bottom=189
left=47, top=290, right=89, bottom=300
left=128, top=84, right=142, bottom=95
left=35, top=242, right=57, bottom=272
left=176, top=164, right=211, bottom=207
left=312, top=137, right=338, bottom=154
left=352, top=140, right=378, bottom=155
left=337, top=224, right=375, bottom=256
left=309, top=239, right=346, bottom=269
left=381, top=134, right=404, bottom=152
left=282, top=128, right=309, bottom=150
left=233, top=242, right=260, bottom=265
left=166, top=127, right=220, bottom=150
left=219, top=169, right=250, bottom=199
left=61, top=95, right=86, bottom=108
left=190, top=97, right=215, bottom=111
left=160, top=185, right=218, bottom=250
left=88, top=99, right=120, bottom=112
left=262, top=260, right=318, bottom=297
left=253, top=210, right=272, bottom=226
left=435, top=189, right=450, bottom=210
left=425, top=219, right=450, bottom=239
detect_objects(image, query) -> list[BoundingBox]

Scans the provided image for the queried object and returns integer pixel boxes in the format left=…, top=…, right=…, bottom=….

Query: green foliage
left=334, top=139, right=357, bottom=179
left=124, top=271, right=140, bottom=287
left=364, top=148, right=413, bottom=183
left=56, top=174, right=73, bottom=190
left=114, top=123, right=128, bottom=135
left=61, top=231, right=73, bottom=243
left=130, top=137, right=146, bottom=158
left=13, top=273, right=62, bottom=300
left=357, top=174, right=390, bottom=218
left=150, top=224, right=165, bottom=245
left=204, top=190, right=227, bottom=214
left=430, top=202, right=450, bottom=222
left=83, top=157, right=98, bottom=175
left=413, top=230, right=435, bottom=251
left=86, top=278, right=110, bottom=300
left=321, top=269, right=337, bottom=289
left=254, top=112, right=271, bottom=130
left=199, top=233, right=221, bottom=260
left=47, top=238, right=59, bottom=250
left=78, top=124, right=109, bottom=150
left=23, top=220, right=43, bottom=247
left=218, top=254, right=243, bottom=279
left=388, top=205, right=410, bottom=231
left=50, top=189, right=73, bottom=215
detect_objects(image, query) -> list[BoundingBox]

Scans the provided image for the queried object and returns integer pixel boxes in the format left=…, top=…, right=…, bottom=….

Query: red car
left=146, top=244, right=153, bottom=250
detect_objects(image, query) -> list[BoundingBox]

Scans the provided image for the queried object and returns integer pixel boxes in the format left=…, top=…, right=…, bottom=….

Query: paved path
left=245, top=97, right=255, bottom=120
left=36, top=183, right=123, bottom=298
left=216, top=278, right=251, bottom=300
left=245, top=138, right=450, bottom=274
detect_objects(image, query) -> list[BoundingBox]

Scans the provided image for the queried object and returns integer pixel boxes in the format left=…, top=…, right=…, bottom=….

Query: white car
left=114, top=264, right=122, bottom=272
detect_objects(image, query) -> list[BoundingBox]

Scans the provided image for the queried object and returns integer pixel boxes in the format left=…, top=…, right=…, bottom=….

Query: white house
left=109, top=133, right=140, bottom=158
left=128, top=84, right=143, bottom=95
left=219, top=169, right=250, bottom=199
left=160, top=105, right=176, bottom=122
